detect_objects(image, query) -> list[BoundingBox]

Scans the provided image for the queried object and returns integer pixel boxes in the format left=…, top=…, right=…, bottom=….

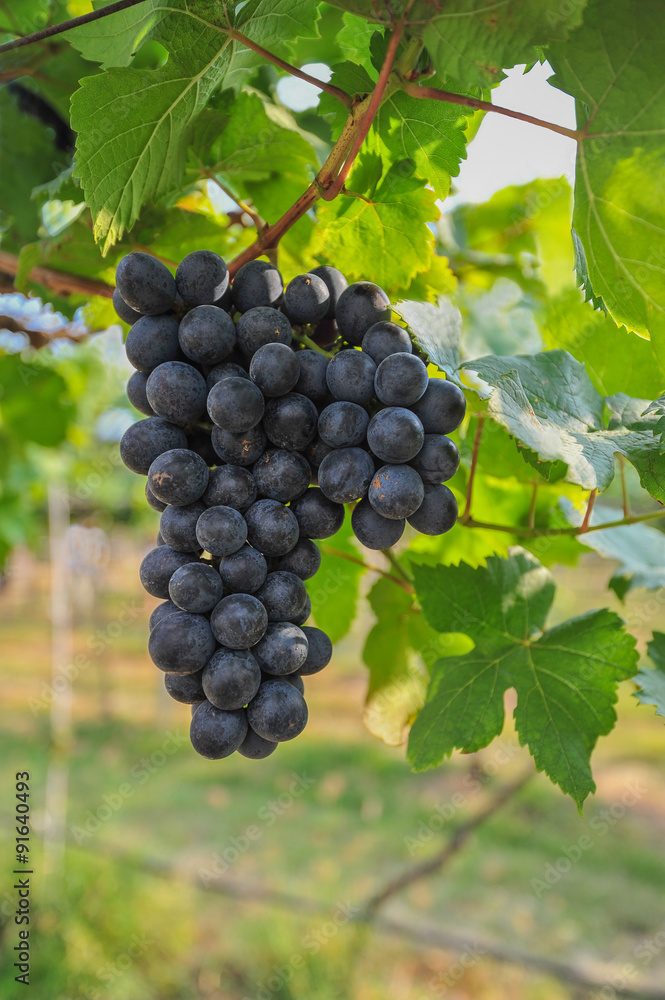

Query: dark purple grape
left=283, top=273, right=330, bottom=324
left=190, top=702, right=248, bottom=759
left=298, top=626, right=333, bottom=675
left=238, top=727, right=278, bottom=759
left=318, top=401, right=369, bottom=449
left=249, top=342, right=300, bottom=396
left=207, top=376, right=265, bottom=432
left=211, top=423, right=267, bottom=466
left=232, top=260, right=283, bottom=313
left=169, top=562, right=224, bottom=613
left=351, top=498, right=405, bottom=549
left=126, top=371, right=155, bottom=416
left=407, top=483, right=457, bottom=535
left=263, top=393, right=318, bottom=451
left=253, top=449, right=310, bottom=503
left=146, top=361, right=207, bottom=426
left=361, top=321, right=412, bottom=365
left=374, top=352, right=428, bottom=406
left=325, top=349, right=376, bottom=405
left=236, top=306, right=292, bottom=359
left=178, top=304, right=236, bottom=365
left=120, top=417, right=187, bottom=475
left=203, top=465, right=257, bottom=511
left=275, top=538, right=321, bottom=580
left=196, top=505, right=247, bottom=557
left=165, top=669, right=205, bottom=704
left=218, top=545, right=268, bottom=594
left=113, top=287, right=142, bottom=325
left=290, top=487, right=345, bottom=538
left=148, top=610, right=216, bottom=672
left=293, top=349, right=330, bottom=402
left=116, top=252, right=176, bottom=316
left=210, top=593, right=268, bottom=648
left=318, top=448, right=374, bottom=504
left=368, top=464, right=424, bottom=519
left=176, top=250, right=229, bottom=306
left=367, top=407, right=424, bottom=463
left=310, top=265, right=348, bottom=319
left=202, top=648, right=261, bottom=711
left=254, top=622, right=309, bottom=676
left=159, top=502, right=206, bottom=552
left=139, top=546, right=199, bottom=599
left=245, top=499, right=300, bottom=556
left=125, top=314, right=180, bottom=372
left=246, top=679, right=308, bottom=742
left=147, top=449, right=209, bottom=505
left=335, top=281, right=390, bottom=346
left=409, top=378, right=467, bottom=434
left=149, top=599, right=179, bottom=630
left=410, top=435, right=460, bottom=484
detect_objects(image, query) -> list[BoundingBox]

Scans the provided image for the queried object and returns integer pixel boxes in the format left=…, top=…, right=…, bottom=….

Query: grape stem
left=0, top=249, right=113, bottom=299
left=461, top=506, right=665, bottom=538
left=196, top=161, right=266, bottom=231
left=291, top=330, right=334, bottom=358
left=321, top=546, right=414, bottom=594
left=579, top=489, right=597, bottom=534
left=0, top=0, right=151, bottom=54
left=619, top=455, right=631, bottom=518
left=381, top=548, right=413, bottom=585
left=461, top=415, right=484, bottom=521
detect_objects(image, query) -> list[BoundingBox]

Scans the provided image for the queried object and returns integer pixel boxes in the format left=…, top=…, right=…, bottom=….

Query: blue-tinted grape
left=160, top=501, right=206, bottom=552
left=407, top=483, right=457, bottom=535
left=169, top=561, right=224, bottom=613
left=164, top=669, right=205, bottom=704
left=284, top=674, right=305, bottom=694
left=147, top=448, right=209, bottom=505
left=176, top=250, right=229, bottom=306
left=113, top=287, right=142, bottom=325
left=202, top=648, right=261, bottom=711
left=210, top=593, right=268, bottom=648
left=246, top=679, right=308, bottom=742
left=256, top=571, right=307, bottom=622
left=139, top=546, right=198, bottom=599
left=293, top=349, right=330, bottom=402
left=276, top=537, right=321, bottom=580
left=283, top=272, right=330, bottom=324
left=236, top=306, right=292, bottom=359
left=368, top=464, right=424, bottom=519
left=203, top=465, right=257, bottom=511
left=290, top=487, right=345, bottom=538
left=206, top=360, right=249, bottom=392
left=146, top=481, right=167, bottom=512
left=116, top=252, right=176, bottom=316
left=219, top=545, right=268, bottom=594
left=318, top=400, right=369, bottom=449
left=126, top=371, right=155, bottom=416
left=146, top=361, right=207, bottom=427
left=211, top=423, right=267, bottom=466
left=318, top=447, right=374, bottom=504
left=196, top=505, right=247, bottom=557
left=245, top=499, right=299, bottom=556
left=207, top=376, right=265, bottom=432
left=298, top=626, right=332, bottom=675
left=149, top=599, right=179, bottom=630
left=238, top=727, right=278, bottom=759
left=310, top=265, right=348, bottom=319
left=249, top=342, right=300, bottom=396
left=335, top=281, right=390, bottom=346
left=254, top=622, right=308, bottom=676
left=253, top=448, right=310, bottom=503
left=351, top=497, right=405, bottom=549
left=232, top=260, right=283, bottom=313
left=190, top=702, right=248, bottom=759
left=410, top=434, right=460, bottom=484
left=374, top=352, right=428, bottom=406
left=409, top=378, right=467, bottom=434
left=366, top=407, right=424, bottom=463
left=178, top=304, right=236, bottom=365
left=361, top=321, right=412, bottom=365
left=149, top=610, right=216, bottom=672
left=325, top=348, right=376, bottom=406
left=303, top=437, right=334, bottom=469
left=125, top=314, right=180, bottom=372
left=263, top=393, right=318, bottom=451
left=292, top=593, right=311, bottom=626
left=120, top=417, right=187, bottom=475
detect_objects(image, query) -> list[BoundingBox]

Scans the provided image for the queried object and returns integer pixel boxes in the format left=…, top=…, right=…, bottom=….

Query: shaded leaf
left=392, top=298, right=462, bottom=379
left=633, top=633, right=665, bottom=720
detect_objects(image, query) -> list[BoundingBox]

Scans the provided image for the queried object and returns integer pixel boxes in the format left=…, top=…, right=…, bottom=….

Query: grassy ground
left=1, top=534, right=665, bottom=1000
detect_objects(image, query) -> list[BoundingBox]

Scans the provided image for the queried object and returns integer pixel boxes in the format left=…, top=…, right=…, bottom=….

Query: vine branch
left=0, top=0, right=151, bottom=55
left=321, top=546, right=414, bottom=594
left=0, top=250, right=113, bottom=299
left=461, top=506, right=665, bottom=538
left=462, top=415, right=484, bottom=520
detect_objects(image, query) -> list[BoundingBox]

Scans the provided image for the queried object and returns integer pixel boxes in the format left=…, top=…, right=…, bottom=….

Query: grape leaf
left=0, top=356, right=75, bottom=447
left=71, top=0, right=319, bottom=251
left=314, top=153, right=438, bottom=291
left=549, top=0, right=665, bottom=355
left=408, top=551, right=638, bottom=806
left=307, top=519, right=362, bottom=644
left=643, top=394, right=665, bottom=454
left=392, top=298, right=462, bottom=379
left=336, top=13, right=381, bottom=72
left=66, top=0, right=165, bottom=68
left=0, top=0, right=50, bottom=40
left=633, top=633, right=665, bottom=720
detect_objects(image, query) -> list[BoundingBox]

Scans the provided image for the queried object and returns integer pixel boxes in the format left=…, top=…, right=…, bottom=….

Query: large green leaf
left=67, top=0, right=166, bottom=68
left=307, top=519, right=363, bottom=644
left=549, top=0, right=665, bottom=352
left=633, top=633, right=665, bottom=720
left=408, top=551, right=637, bottom=806
left=392, top=298, right=462, bottom=379
left=71, top=0, right=319, bottom=252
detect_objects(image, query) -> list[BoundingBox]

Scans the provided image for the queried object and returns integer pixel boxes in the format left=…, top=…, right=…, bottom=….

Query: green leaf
left=0, top=355, right=75, bottom=447
left=336, top=13, right=381, bottom=72
left=0, top=0, right=50, bottom=40
left=549, top=0, right=665, bottom=352
left=71, top=0, right=319, bottom=251
left=314, top=153, right=438, bottom=291
left=67, top=0, right=166, bottom=68
left=418, top=0, right=587, bottom=90
left=307, top=519, right=363, bottom=643
left=633, top=633, right=665, bottom=720
left=643, top=394, right=665, bottom=454
left=408, top=551, right=638, bottom=806
left=392, top=298, right=462, bottom=378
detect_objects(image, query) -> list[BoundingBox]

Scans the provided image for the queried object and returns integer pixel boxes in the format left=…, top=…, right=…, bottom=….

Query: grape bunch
left=116, top=249, right=465, bottom=762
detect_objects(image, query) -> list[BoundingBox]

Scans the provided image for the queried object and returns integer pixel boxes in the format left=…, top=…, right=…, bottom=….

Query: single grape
left=283, top=273, right=330, bottom=324
left=190, top=702, right=248, bottom=759
left=178, top=304, right=236, bottom=365
left=125, top=314, right=180, bottom=372
left=351, top=498, right=405, bottom=550
left=318, top=400, right=369, bottom=449
left=235, top=306, right=292, bottom=359
left=245, top=499, right=300, bottom=556
left=407, top=483, right=457, bottom=535
left=232, top=260, right=283, bottom=313
left=206, top=360, right=249, bottom=392
left=145, top=481, right=167, bottom=512
left=366, top=407, right=424, bottom=463
left=254, top=622, right=309, bottom=676
left=246, top=679, right=308, bottom=742
left=160, top=501, right=206, bottom=552
left=116, top=252, right=176, bottom=316
left=210, top=593, right=268, bottom=648
left=196, top=505, right=247, bottom=557
left=113, top=287, right=142, bottom=325
left=249, top=342, right=300, bottom=397
left=238, top=727, right=278, bottom=759
left=149, top=599, right=179, bottom=630
left=186, top=427, right=218, bottom=467
left=169, top=562, right=224, bottom=613
left=368, top=464, right=424, bottom=519
left=126, top=371, right=155, bottom=416
left=120, top=418, right=187, bottom=475
left=290, top=487, right=345, bottom=538
left=149, top=610, right=216, bottom=672
left=335, top=281, right=390, bottom=346
left=302, top=437, right=334, bottom=469
left=410, top=434, right=460, bottom=484
left=156, top=531, right=166, bottom=546
left=211, top=423, right=267, bottom=467
left=361, top=321, right=412, bottom=365
left=219, top=545, right=268, bottom=594
left=284, top=674, right=305, bottom=694
left=256, top=571, right=307, bottom=622
left=318, top=448, right=374, bottom=504
left=148, top=449, right=209, bottom=506
left=176, top=250, right=229, bottom=306
left=202, top=648, right=261, bottom=711
left=164, top=669, right=205, bottom=704
left=298, top=626, right=333, bottom=675
left=263, top=393, right=318, bottom=451
left=276, top=537, right=321, bottom=580
left=203, top=465, right=257, bottom=511
left=207, top=376, right=265, bottom=432
left=325, top=349, right=376, bottom=406
left=145, top=361, right=207, bottom=427
left=253, top=448, right=310, bottom=503
left=293, top=349, right=330, bottom=402
left=409, top=378, right=467, bottom=434
left=292, top=593, right=311, bottom=626
left=310, top=265, right=348, bottom=319
left=375, top=352, right=428, bottom=407
left=139, top=546, right=199, bottom=599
